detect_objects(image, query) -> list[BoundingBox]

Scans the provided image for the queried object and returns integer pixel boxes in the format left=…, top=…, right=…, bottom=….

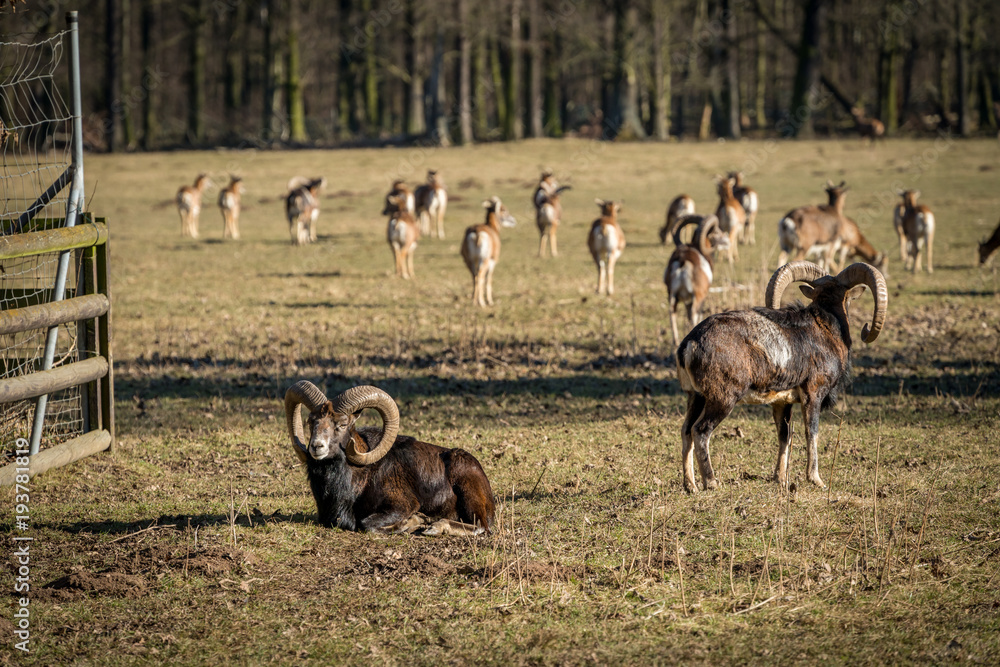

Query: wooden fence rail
left=0, top=218, right=114, bottom=485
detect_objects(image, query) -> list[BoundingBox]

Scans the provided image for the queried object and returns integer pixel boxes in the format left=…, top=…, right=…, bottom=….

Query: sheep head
left=594, top=198, right=620, bottom=218
left=483, top=196, right=517, bottom=228
left=284, top=382, right=400, bottom=466
left=765, top=261, right=888, bottom=344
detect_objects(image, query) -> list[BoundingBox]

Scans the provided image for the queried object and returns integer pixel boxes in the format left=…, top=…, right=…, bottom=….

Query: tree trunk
left=527, top=0, right=543, bottom=137
left=755, top=16, right=767, bottom=128
left=458, top=0, right=473, bottom=144
left=286, top=0, right=306, bottom=142
left=788, top=0, right=826, bottom=138
left=105, top=0, right=123, bottom=152
left=186, top=0, right=207, bottom=145
left=609, top=2, right=646, bottom=139
left=956, top=0, right=971, bottom=136
left=651, top=0, right=670, bottom=140
left=722, top=0, right=741, bottom=138
left=337, top=0, right=356, bottom=138
left=405, top=0, right=425, bottom=135
left=140, top=0, right=159, bottom=150
left=878, top=3, right=900, bottom=134
left=223, top=0, right=246, bottom=129
left=427, top=24, right=451, bottom=146
left=544, top=27, right=562, bottom=137
left=491, top=33, right=507, bottom=133
left=361, top=0, right=378, bottom=133
left=121, top=0, right=135, bottom=149
left=504, top=0, right=523, bottom=140
left=474, top=25, right=489, bottom=137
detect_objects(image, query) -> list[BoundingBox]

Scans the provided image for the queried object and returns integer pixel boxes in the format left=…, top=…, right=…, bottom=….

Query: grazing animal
left=894, top=190, right=935, bottom=273
left=714, top=175, right=746, bottom=265
left=658, top=194, right=696, bottom=245
left=852, top=107, right=885, bottom=142
left=777, top=181, right=849, bottom=270
left=727, top=171, right=758, bottom=245
left=676, top=261, right=887, bottom=493
left=285, top=177, right=325, bottom=245
left=665, top=215, right=730, bottom=350
left=461, top=196, right=517, bottom=307
left=835, top=216, right=888, bottom=276
left=978, top=219, right=1000, bottom=266
left=385, top=179, right=416, bottom=215
left=383, top=192, right=420, bottom=279
left=176, top=174, right=211, bottom=239
left=414, top=170, right=448, bottom=239
left=534, top=171, right=571, bottom=257
left=285, top=381, right=495, bottom=535
left=587, top=199, right=627, bottom=296
left=218, top=176, right=244, bottom=240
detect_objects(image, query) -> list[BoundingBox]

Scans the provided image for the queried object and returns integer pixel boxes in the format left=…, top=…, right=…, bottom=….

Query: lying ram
left=676, top=261, right=887, bottom=493
left=285, top=382, right=495, bottom=535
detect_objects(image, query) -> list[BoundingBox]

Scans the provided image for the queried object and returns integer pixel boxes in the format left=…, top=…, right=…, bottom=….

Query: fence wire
left=1, top=28, right=84, bottom=460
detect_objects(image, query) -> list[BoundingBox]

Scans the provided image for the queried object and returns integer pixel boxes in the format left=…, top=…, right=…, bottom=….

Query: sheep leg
left=361, top=495, right=422, bottom=533
left=484, top=263, right=496, bottom=306
left=406, top=248, right=415, bottom=279
left=746, top=212, right=756, bottom=245
left=550, top=228, right=558, bottom=257
left=802, top=398, right=826, bottom=488
left=690, top=398, right=732, bottom=491
left=607, top=256, right=617, bottom=295
left=771, top=403, right=794, bottom=488
left=538, top=230, right=547, bottom=257
left=681, top=392, right=705, bottom=493
left=471, top=271, right=481, bottom=306
left=925, top=229, right=934, bottom=273
left=669, top=301, right=680, bottom=351
left=448, top=450, right=496, bottom=532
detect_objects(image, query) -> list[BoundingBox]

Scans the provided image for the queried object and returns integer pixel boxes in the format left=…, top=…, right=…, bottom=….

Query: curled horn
left=765, top=261, right=828, bottom=309
left=696, top=215, right=720, bottom=256
left=836, top=262, right=888, bottom=344
left=671, top=214, right=703, bottom=246
left=330, top=386, right=400, bottom=466
left=284, top=380, right=330, bottom=464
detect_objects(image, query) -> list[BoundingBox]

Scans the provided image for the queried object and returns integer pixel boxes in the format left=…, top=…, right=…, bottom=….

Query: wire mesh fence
left=0, top=27, right=85, bottom=461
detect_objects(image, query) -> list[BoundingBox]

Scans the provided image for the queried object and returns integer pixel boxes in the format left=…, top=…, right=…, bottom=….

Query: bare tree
left=528, top=0, right=543, bottom=137
left=458, top=0, right=473, bottom=144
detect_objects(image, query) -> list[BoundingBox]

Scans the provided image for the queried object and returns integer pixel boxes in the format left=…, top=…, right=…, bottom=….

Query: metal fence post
left=28, top=11, right=87, bottom=455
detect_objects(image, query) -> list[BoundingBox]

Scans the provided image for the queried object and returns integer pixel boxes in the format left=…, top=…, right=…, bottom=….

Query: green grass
left=3, top=137, right=1000, bottom=665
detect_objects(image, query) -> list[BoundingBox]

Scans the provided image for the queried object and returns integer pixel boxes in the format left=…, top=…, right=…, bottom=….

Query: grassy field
left=3, top=137, right=1000, bottom=665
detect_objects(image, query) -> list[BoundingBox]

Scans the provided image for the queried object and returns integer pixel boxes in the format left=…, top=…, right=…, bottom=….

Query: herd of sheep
left=173, top=165, right=999, bottom=533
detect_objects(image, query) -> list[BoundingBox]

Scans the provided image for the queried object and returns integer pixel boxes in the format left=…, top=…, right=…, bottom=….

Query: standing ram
left=285, top=382, right=495, bottom=535
left=534, top=170, right=571, bottom=258
left=664, top=214, right=729, bottom=350
left=675, top=261, right=887, bottom=493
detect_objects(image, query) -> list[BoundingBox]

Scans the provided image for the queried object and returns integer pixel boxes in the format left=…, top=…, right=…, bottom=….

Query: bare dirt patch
left=38, top=571, right=148, bottom=601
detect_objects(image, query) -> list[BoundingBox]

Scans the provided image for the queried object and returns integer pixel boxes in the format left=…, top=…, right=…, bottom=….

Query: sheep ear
left=845, top=284, right=867, bottom=302
left=482, top=200, right=493, bottom=209
left=594, top=198, right=605, bottom=207
left=799, top=284, right=817, bottom=300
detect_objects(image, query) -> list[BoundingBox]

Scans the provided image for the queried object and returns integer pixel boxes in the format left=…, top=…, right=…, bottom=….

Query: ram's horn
left=330, top=386, right=400, bottom=466
left=696, top=215, right=720, bottom=256
left=836, top=262, right=888, bottom=344
left=671, top=214, right=703, bottom=246
left=765, top=261, right=828, bottom=309
left=284, top=380, right=329, bottom=464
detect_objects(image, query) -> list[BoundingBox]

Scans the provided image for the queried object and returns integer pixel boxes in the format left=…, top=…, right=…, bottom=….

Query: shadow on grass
left=50, top=511, right=315, bottom=536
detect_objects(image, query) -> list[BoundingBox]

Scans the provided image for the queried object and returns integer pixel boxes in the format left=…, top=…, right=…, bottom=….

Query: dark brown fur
left=305, top=406, right=495, bottom=532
